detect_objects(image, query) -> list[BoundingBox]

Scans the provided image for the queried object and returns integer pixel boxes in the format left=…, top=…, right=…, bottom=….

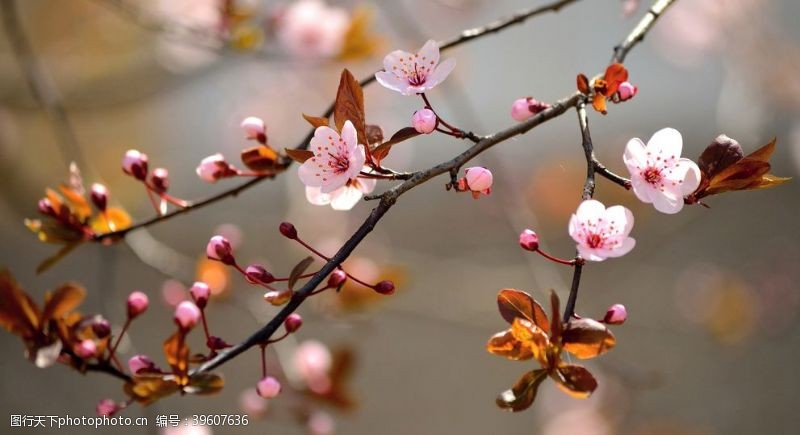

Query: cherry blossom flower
left=299, top=120, right=368, bottom=207
left=568, top=200, right=636, bottom=262
left=277, top=0, right=350, bottom=59
left=305, top=176, right=376, bottom=211
left=375, top=40, right=456, bottom=95
left=293, top=340, right=332, bottom=393
left=623, top=128, right=701, bottom=214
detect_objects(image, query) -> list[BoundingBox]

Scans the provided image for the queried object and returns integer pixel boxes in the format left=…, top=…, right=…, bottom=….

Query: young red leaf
left=288, top=256, right=315, bottom=291
left=285, top=148, right=315, bottom=164
left=371, top=126, right=420, bottom=164
left=576, top=74, right=590, bottom=94
left=41, top=282, right=85, bottom=325
left=561, top=318, right=616, bottom=359
left=333, top=69, right=368, bottom=145
left=311, top=347, right=357, bottom=410
left=549, top=290, right=563, bottom=343
left=163, top=331, right=190, bottom=382
left=496, top=369, right=547, bottom=412
left=0, top=270, right=41, bottom=337
left=486, top=329, right=534, bottom=361
left=603, top=63, right=628, bottom=96
left=241, top=145, right=279, bottom=171
left=497, top=289, right=549, bottom=333
left=124, top=375, right=181, bottom=405
left=365, top=124, right=384, bottom=145
left=184, top=372, right=225, bottom=396
left=698, top=134, right=744, bottom=177
left=551, top=364, right=597, bottom=398
left=302, top=113, right=330, bottom=129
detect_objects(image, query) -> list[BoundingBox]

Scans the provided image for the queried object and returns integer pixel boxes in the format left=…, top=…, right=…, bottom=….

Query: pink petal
left=298, top=160, right=323, bottom=187
left=382, top=49, right=414, bottom=78
left=651, top=188, right=684, bottom=214
left=319, top=173, right=350, bottom=194
left=310, top=125, right=340, bottom=153
left=679, top=158, right=701, bottom=195
left=340, top=120, right=358, bottom=151
left=601, top=237, right=636, bottom=258
left=623, top=137, right=648, bottom=173
left=603, top=205, right=634, bottom=237
left=416, top=39, right=440, bottom=69
left=305, top=186, right=332, bottom=206
left=646, top=127, right=683, bottom=159
left=354, top=176, right=377, bottom=194
left=574, top=199, right=606, bottom=222
left=375, top=71, right=412, bottom=95
left=577, top=245, right=608, bottom=262
left=424, top=57, right=456, bottom=89
left=330, top=186, right=364, bottom=210
left=631, top=178, right=656, bottom=204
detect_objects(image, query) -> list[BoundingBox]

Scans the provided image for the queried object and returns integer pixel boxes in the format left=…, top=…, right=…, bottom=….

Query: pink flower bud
left=241, top=116, right=267, bottom=142
left=284, top=313, right=303, bottom=333
left=189, top=281, right=211, bottom=308
left=127, top=291, right=149, bottom=319
left=95, top=398, right=119, bottom=417
left=411, top=108, right=437, bottom=134
left=518, top=229, right=539, bottom=252
left=279, top=222, right=297, bottom=239
left=256, top=376, right=282, bottom=398
left=603, top=304, right=627, bottom=324
left=150, top=167, right=169, bottom=193
left=91, top=316, right=111, bottom=338
left=128, top=354, right=157, bottom=374
left=245, top=264, right=275, bottom=284
left=374, top=280, right=395, bottom=295
left=327, top=269, right=347, bottom=287
left=511, top=98, right=535, bottom=122
left=74, top=339, right=97, bottom=359
left=307, top=411, right=335, bottom=435
left=196, top=153, right=235, bottom=183
left=90, top=183, right=108, bottom=211
left=206, top=235, right=235, bottom=265
left=174, top=301, right=201, bottom=330
left=122, top=149, right=149, bottom=180
left=617, top=82, right=637, bottom=101
left=464, top=166, right=493, bottom=197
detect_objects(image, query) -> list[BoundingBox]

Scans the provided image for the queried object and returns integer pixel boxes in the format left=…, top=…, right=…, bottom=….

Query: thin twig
left=612, top=0, right=677, bottom=63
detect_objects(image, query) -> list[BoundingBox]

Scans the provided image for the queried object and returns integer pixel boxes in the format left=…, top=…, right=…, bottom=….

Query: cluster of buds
left=455, top=167, right=493, bottom=199
left=510, top=97, right=551, bottom=122
left=122, top=149, right=186, bottom=214
left=196, top=116, right=281, bottom=183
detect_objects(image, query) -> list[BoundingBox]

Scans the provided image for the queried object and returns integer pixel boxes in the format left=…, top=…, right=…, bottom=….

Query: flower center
left=407, top=63, right=427, bottom=86
left=585, top=233, right=604, bottom=249
left=327, top=153, right=350, bottom=175
left=641, top=166, right=662, bottom=185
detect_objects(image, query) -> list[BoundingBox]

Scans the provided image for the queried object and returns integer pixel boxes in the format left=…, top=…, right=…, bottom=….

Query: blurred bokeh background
left=1, top=0, right=799, bottom=434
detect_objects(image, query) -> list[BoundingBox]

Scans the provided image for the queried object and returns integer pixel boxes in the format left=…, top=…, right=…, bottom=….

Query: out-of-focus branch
left=1, top=0, right=89, bottom=170
left=94, top=0, right=583, bottom=241
left=612, top=0, right=677, bottom=63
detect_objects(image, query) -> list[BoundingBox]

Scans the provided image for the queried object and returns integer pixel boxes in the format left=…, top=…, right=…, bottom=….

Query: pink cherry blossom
left=412, top=108, right=437, bottom=134
left=174, top=301, right=201, bottom=330
left=196, top=153, right=236, bottom=183
left=617, top=82, right=637, bottom=101
left=568, top=199, right=636, bottom=262
left=293, top=340, right=332, bottom=393
left=256, top=376, right=282, bottom=399
left=74, top=339, right=97, bottom=359
left=375, top=39, right=456, bottom=96
left=623, top=128, right=701, bottom=214
left=458, top=166, right=493, bottom=198
left=307, top=411, right=335, bottom=435
left=299, top=121, right=366, bottom=195
left=305, top=176, right=376, bottom=211
left=604, top=304, right=627, bottom=324
left=277, top=0, right=349, bottom=59
left=240, top=116, right=266, bottom=140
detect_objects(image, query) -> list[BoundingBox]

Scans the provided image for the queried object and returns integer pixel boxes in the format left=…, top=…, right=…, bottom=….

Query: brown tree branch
left=94, top=0, right=582, bottom=241
left=612, top=0, right=677, bottom=63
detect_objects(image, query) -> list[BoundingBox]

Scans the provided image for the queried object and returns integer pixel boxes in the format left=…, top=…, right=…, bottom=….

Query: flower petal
left=603, top=205, right=634, bottom=237
left=574, top=199, right=606, bottom=222
left=330, top=186, right=364, bottom=210
left=424, top=57, right=456, bottom=89
left=600, top=237, right=635, bottom=258
left=319, top=173, right=350, bottom=194
left=416, top=39, right=440, bottom=69
left=630, top=179, right=655, bottom=204
left=298, top=160, right=323, bottom=187
left=305, top=186, right=332, bottom=205
left=678, top=158, right=701, bottom=195
left=382, top=49, right=413, bottom=78
left=647, top=127, right=682, bottom=159
left=375, top=71, right=411, bottom=95
left=354, top=176, right=377, bottom=194
left=651, top=188, right=684, bottom=214
left=623, top=137, right=648, bottom=173
left=341, top=120, right=358, bottom=150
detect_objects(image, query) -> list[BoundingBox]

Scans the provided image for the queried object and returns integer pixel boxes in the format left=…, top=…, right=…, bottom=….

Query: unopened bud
left=327, top=269, right=347, bottom=287
left=245, top=264, right=275, bottom=284
left=279, top=222, right=297, bottom=239
left=603, top=304, right=627, bottom=325
left=128, top=354, right=157, bottom=374
left=284, top=313, right=303, bottom=333
left=518, top=229, right=539, bottom=251
left=122, top=150, right=149, bottom=180
left=206, top=235, right=235, bottom=265
left=174, top=301, right=201, bottom=330
left=150, top=168, right=169, bottom=193
left=189, top=281, right=211, bottom=308
left=91, top=316, right=111, bottom=338
left=256, top=376, right=282, bottom=398
left=74, top=339, right=97, bottom=359
left=126, top=291, right=149, bottom=319
left=90, top=183, right=108, bottom=211
left=374, top=280, right=395, bottom=295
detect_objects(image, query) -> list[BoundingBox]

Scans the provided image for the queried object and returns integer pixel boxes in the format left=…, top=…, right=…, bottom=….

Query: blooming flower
left=305, top=176, right=376, bottom=211
left=292, top=340, right=332, bottom=393
left=623, top=128, right=701, bottom=214
left=375, top=39, right=456, bottom=95
left=568, top=199, right=635, bottom=262
left=299, top=120, right=366, bottom=196
left=277, top=0, right=350, bottom=59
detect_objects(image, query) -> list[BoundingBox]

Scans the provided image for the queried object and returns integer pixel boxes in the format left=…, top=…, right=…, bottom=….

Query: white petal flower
left=568, top=199, right=636, bottom=262
left=375, top=40, right=456, bottom=95
left=623, top=127, right=701, bottom=214
left=299, top=120, right=365, bottom=194
left=304, top=170, right=376, bottom=211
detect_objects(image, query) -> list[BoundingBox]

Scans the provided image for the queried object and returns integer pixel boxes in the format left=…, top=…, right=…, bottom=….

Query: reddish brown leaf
left=125, top=375, right=181, bottom=405
left=576, top=74, right=590, bottom=94
left=41, top=282, right=85, bottom=325
left=333, top=69, right=368, bottom=145
left=313, top=348, right=357, bottom=410
left=302, top=113, right=330, bottom=129
left=496, top=369, right=547, bottom=412
left=486, top=329, right=533, bottom=361
left=592, top=94, right=608, bottom=114
left=497, top=289, right=549, bottom=333
left=371, top=127, right=420, bottom=164
left=163, top=331, right=190, bottom=382
left=0, top=270, right=41, bottom=338
left=549, top=291, right=562, bottom=343
left=365, top=124, right=384, bottom=145
left=561, top=318, right=616, bottom=359
left=58, top=184, right=91, bottom=221
left=288, top=256, right=315, bottom=291
left=551, top=364, right=597, bottom=398
left=184, top=372, right=225, bottom=396
left=241, top=145, right=278, bottom=171
left=90, top=207, right=131, bottom=234
left=285, top=148, right=315, bottom=164
left=698, top=134, right=744, bottom=176
left=603, top=63, right=628, bottom=96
